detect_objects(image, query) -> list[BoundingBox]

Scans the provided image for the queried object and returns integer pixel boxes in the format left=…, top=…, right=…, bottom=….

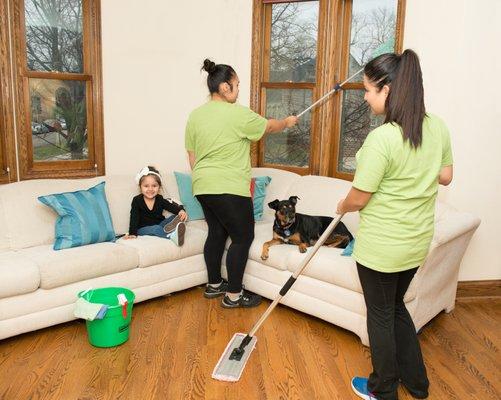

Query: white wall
left=101, top=0, right=501, bottom=281
left=101, top=0, right=253, bottom=175
left=403, top=0, right=501, bottom=280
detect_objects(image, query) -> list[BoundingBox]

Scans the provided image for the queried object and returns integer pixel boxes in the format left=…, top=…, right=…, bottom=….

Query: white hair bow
left=135, top=166, right=161, bottom=185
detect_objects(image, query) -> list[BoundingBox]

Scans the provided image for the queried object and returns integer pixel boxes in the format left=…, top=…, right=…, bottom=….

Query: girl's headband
left=135, top=166, right=161, bottom=185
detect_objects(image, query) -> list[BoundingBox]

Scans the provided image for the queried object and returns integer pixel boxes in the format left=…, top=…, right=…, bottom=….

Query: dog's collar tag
left=284, top=229, right=291, bottom=236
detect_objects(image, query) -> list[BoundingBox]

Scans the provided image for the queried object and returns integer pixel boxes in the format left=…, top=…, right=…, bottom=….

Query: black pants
left=357, top=263, right=429, bottom=400
left=196, top=194, right=254, bottom=293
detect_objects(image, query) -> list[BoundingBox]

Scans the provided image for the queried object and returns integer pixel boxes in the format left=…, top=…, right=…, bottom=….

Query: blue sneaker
left=351, top=377, right=378, bottom=399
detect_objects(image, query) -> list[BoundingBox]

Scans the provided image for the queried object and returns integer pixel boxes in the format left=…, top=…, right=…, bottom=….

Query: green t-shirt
left=185, top=100, right=267, bottom=197
left=352, top=114, right=453, bottom=272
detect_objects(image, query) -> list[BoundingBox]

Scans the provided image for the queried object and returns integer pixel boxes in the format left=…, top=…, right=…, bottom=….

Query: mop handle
left=296, top=67, right=364, bottom=119
left=248, top=213, right=345, bottom=337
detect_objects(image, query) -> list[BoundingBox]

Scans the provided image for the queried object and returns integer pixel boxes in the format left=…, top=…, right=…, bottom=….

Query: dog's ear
left=268, top=199, right=280, bottom=210
left=289, top=196, right=300, bottom=205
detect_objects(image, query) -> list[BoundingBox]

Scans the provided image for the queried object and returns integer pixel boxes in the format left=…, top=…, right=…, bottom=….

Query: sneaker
left=169, top=222, right=186, bottom=246
left=401, top=381, right=428, bottom=399
left=221, top=290, right=262, bottom=308
left=163, top=215, right=182, bottom=234
left=204, top=280, right=228, bottom=299
left=351, top=377, right=377, bottom=400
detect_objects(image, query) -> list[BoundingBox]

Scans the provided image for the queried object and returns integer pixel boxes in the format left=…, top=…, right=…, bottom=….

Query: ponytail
left=364, top=49, right=426, bottom=149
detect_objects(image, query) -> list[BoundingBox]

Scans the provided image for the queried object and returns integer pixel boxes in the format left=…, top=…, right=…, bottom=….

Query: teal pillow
left=38, top=182, right=116, bottom=250
left=174, top=172, right=205, bottom=220
left=173, top=172, right=272, bottom=221
left=251, top=176, right=272, bottom=221
left=341, top=238, right=355, bottom=256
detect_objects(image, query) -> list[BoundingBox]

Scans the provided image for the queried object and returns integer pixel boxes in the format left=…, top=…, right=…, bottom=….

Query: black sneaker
left=163, top=215, right=182, bottom=234
left=221, top=290, right=262, bottom=308
left=204, top=280, right=228, bottom=299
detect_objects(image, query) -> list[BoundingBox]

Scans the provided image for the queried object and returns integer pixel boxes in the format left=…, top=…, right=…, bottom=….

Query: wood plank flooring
left=0, top=287, right=499, bottom=399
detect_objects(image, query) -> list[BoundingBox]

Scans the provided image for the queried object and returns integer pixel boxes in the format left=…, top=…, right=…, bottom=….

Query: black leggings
left=357, top=263, right=429, bottom=400
left=196, top=194, right=254, bottom=293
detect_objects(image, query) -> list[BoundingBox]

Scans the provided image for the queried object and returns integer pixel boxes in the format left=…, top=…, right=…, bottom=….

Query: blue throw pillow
left=251, top=176, right=272, bottom=221
left=38, top=182, right=116, bottom=250
left=341, top=238, right=355, bottom=256
left=174, top=172, right=205, bottom=220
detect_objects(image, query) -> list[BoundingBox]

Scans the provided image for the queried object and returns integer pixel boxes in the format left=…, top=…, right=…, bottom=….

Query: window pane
left=264, top=89, right=311, bottom=167
left=348, top=0, right=398, bottom=77
left=25, top=0, right=83, bottom=73
left=29, top=78, right=88, bottom=161
left=338, top=89, right=383, bottom=173
left=269, top=1, right=319, bottom=83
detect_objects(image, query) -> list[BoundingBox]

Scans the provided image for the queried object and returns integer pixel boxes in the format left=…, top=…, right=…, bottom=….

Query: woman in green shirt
left=186, top=59, right=297, bottom=308
left=337, top=50, right=453, bottom=400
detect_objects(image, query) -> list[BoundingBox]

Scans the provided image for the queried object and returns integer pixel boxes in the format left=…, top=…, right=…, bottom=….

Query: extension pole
left=296, top=68, right=364, bottom=118
left=230, top=214, right=345, bottom=360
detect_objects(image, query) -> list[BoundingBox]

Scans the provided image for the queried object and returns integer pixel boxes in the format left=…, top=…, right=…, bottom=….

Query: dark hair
left=201, top=58, right=236, bottom=94
left=139, top=165, right=162, bottom=187
left=364, top=49, right=426, bottom=149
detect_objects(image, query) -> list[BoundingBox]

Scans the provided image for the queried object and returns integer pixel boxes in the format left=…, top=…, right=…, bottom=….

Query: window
left=0, top=0, right=16, bottom=184
left=251, top=0, right=405, bottom=179
left=1, top=0, right=104, bottom=181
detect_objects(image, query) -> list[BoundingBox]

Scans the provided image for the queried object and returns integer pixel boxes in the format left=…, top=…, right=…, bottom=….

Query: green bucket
left=78, top=287, right=135, bottom=348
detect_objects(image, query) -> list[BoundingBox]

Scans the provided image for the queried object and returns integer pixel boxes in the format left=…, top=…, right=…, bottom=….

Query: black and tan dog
left=261, top=196, right=353, bottom=260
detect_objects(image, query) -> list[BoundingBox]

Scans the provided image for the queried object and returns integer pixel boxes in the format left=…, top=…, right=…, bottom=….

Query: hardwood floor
left=0, top=288, right=499, bottom=399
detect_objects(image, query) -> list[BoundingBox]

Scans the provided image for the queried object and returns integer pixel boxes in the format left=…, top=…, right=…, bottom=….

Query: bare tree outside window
left=265, top=89, right=312, bottom=167
left=264, top=1, right=318, bottom=167
left=25, top=0, right=83, bottom=73
left=339, top=0, right=397, bottom=173
left=269, top=2, right=318, bottom=82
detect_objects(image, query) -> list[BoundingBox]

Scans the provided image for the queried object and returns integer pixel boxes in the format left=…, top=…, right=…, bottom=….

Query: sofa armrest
left=409, top=204, right=480, bottom=328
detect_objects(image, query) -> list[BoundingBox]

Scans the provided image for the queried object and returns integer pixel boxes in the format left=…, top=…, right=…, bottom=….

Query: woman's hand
left=284, top=115, right=299, bottom=128
left=179, top=210, right=188, bottom=221
left=123, top=234, right=137, bottom=240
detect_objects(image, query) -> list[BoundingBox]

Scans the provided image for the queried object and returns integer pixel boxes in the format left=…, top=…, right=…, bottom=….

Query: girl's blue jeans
left=137, top=215, right=176, bottom=239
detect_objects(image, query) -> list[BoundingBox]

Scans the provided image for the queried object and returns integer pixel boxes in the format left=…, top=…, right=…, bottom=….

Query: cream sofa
left=0, top=168, right=480, bottom=345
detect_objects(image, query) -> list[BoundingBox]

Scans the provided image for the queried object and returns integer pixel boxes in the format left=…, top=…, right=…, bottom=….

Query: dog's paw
left=261, top=252, right=269, bottom=260
left=299, top=246, right=307, bottom=253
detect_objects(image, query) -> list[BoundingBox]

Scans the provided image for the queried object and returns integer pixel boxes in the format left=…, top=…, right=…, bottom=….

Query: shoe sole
left=163, top=215, right=181, bottom=234
left=221, top=298, right=262, bottom=309
left=350, top=380, right=374, bottom=400
left=176, top=223, right=186, bottom=246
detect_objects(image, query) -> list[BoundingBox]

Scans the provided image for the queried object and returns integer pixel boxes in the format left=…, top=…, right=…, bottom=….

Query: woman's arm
left=439, top=165, right=453, bottom=186
left=265, top=116, right=298, bottom=134
left=336, top=187, right=373, bottom=214
left=187, top=151, right=196, bottom=170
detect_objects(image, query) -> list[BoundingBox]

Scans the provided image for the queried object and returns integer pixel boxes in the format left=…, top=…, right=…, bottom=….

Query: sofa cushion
left=18, top=242, right=139, bottom=289
left=250, top=222, right=417, bottom=301
left=285, top=175, right=360, bottom=235
left=0, top=252, right=40, bottom=298
left=247, top=222, right=295, bottom=271
left=252, top=168, right=300, bottom=221
left=118, top=226, right=207, bottom=268
left=102, top=175, right=141, bottom=236
left=0, top=177, right=103, bottom=250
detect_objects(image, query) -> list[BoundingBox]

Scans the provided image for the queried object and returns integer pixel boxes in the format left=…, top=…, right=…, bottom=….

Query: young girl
left=124, top=166, right=188, bottom=246
left=337, top=49, right=453, bottom=400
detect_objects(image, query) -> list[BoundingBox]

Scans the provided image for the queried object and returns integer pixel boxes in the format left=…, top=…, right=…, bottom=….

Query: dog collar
left=274, top=219, right=295, bottom=237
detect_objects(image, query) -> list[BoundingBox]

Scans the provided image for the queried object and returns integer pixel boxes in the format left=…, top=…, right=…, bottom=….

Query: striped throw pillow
left=38, top=182, right=116, bottom=250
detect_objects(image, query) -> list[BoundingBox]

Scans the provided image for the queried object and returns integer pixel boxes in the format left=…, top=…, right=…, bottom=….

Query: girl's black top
left=128, top=194, right=184, bottom=235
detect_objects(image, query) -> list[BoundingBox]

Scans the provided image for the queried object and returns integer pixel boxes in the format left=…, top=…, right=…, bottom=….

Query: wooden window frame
left=0, top=0, right=17, bottom=184
left=250, top=0, right=405, bottom=180
left=9, top=0, right=105, bottom=180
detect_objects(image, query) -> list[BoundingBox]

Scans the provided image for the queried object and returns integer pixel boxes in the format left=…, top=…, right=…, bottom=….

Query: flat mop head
left=212, top=333, right=257, bottom=382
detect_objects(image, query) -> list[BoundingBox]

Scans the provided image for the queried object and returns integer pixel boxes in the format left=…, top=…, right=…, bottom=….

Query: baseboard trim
left=456, top=280, right=501, bottom=299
